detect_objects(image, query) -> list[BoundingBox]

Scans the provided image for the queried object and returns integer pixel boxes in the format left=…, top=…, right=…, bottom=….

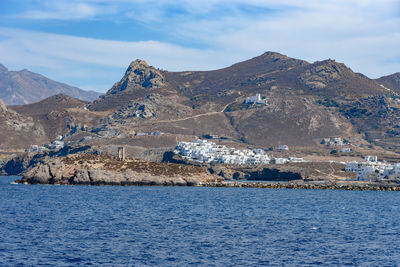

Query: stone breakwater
left=199, top=181, right=400, bottom=191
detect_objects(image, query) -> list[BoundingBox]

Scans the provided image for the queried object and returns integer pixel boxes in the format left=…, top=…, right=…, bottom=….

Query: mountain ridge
left=1, top=52, right=400, bottom=154
left=376, top=72, right=400, bottom=93
left=0, top=64, right=101, bottom=105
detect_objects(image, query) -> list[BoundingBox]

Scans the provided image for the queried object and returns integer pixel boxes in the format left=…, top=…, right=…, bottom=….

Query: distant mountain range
left=0, top=64, right=101, bottom=105
left=1, top=52, right=400, bottom=153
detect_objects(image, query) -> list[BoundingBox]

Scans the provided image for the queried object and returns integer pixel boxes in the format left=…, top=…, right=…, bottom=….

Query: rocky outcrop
left=107, top=60, right=165, bottom=95
left=109, top=94, right=193, bottom=122
left=87, top=60, right=169, bottom=112
left=210, top=161, right=354, bottom=181
left=0, top=145, right=93, bottom=175
left=17, top=153, right=222, bottom=186
left=300, top=60, right=348, bottom=89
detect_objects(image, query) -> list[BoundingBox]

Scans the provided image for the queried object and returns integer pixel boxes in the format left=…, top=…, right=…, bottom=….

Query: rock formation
left=17, top=153, right=222, bottom=186
left=107, top=60, right=165, bottom=95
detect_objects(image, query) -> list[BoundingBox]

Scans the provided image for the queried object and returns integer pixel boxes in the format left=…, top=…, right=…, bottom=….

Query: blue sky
left=0, top=0, right=399, bottom=93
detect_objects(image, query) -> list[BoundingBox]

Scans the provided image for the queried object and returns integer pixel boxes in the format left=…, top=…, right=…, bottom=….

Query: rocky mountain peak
left=261, top=51, right=290, bottom=60
left=300, top=59, right=350, bottom=89
left=106, top=59, right=165, bottom=95
left=128, top=59, right=149, bottom=69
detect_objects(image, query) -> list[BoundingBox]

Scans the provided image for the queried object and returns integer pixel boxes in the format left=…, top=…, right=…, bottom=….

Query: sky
left=0, top=0, right=399, bottom=93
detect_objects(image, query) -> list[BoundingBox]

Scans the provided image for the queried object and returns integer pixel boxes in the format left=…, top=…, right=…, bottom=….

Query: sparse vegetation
left=342, top=107, right=368, bottom=117
left=316, top=98, right=339, bottom=108
left=62, top=154, right=206, bottom=177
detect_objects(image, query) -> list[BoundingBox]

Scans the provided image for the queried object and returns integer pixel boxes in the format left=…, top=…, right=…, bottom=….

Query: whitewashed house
left=365, top=155, right=378, bottom=162
left=340, top=147, right=352, bottom=153
left=278, top=145, right=289, bottom=151
left=245, top=94, right=267, bottom=105
left=50, top=140, right=64, bottom=150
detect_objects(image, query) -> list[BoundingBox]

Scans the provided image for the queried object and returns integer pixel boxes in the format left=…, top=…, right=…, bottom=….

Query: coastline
left=2, top=147, right=399, bottom=191
left=10, top=176, right=400, bottom=191
left=200, top=181, right=400, bottom=191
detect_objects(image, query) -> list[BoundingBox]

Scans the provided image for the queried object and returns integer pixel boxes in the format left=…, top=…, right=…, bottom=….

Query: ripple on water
left=1, top=176, right=400, bottom=266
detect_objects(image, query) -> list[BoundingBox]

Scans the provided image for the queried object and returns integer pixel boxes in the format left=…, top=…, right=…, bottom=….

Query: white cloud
left=0, top=27, right=226, bottom=70
left=0, top=27, right=230, bottom=92
left=1, top=0, right=399, bottom=91
left=162, top=0, right=400, bottom=77
left=18, top=1, right=106, bottom=20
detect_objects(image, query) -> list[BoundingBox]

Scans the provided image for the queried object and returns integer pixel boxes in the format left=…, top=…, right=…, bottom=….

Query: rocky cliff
left=89, top=60, right=168, bottom=111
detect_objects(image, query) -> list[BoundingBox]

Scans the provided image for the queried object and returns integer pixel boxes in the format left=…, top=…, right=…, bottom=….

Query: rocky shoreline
left=2, top=146, right=399, bottom=191
left=13, top=152, right=223, bottom=186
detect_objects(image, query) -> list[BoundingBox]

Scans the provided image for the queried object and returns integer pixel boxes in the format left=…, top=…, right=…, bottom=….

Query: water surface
left=1, top=176, right=400, bottom=266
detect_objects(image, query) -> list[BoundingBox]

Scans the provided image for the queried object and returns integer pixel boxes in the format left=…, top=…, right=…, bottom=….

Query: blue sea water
left=1, top=176, right=400, bottom=266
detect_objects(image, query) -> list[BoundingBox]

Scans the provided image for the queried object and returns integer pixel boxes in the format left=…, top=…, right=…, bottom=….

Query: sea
left=1, top=176, right=400, bottom=266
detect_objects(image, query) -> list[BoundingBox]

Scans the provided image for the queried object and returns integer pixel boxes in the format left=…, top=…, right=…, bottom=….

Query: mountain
left=376, top=73, right=400, bottom=93
left=2, top=52, right=399, bottom=154
left=84, top=52, right=390, bottom=149
left=0, top=64, right=101, bottom=105
left=0, top=96, right=47, bottom=151
left=0, top=94, right=103, bottom=150
left=8, top=94, right=103, bottom=145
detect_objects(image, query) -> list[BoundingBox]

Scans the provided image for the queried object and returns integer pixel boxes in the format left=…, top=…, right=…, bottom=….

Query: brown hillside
left=1, top=52, right=398, bottom=152
left=8, top=94, right=103, bottom=144
left=376, top=73, right=400, bottom=93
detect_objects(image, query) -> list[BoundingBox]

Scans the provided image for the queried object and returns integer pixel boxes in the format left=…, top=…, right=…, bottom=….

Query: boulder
left=24, top=164, right=51, bottom=184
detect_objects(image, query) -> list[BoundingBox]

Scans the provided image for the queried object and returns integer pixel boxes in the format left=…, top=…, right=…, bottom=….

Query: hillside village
left=2, top=52, right=400, bottom=187
left=173, top=139, right=400, bottom=182
left=346, top=156, right=400, bottom=181
left=174, top=139, right=304, bottom=165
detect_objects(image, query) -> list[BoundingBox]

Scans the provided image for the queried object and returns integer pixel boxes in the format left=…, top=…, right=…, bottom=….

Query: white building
left=245, top=94, right=267, bottom=105
left=50, top=140, right=64, bottom=149
left=321, top=137, right=345, bottom=147
left=28, top=145, right=46, bottom=152
left=364, top=155, right=377, bottom=162
left=345, top=156, right=400, bottom=181
left=174, top=140, right=271, bottom=165
left=174, top=140, right=304, bottom=165
left=273, top=158, right=288, bottom=164
left=278, top=145, right=289, bottom=151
